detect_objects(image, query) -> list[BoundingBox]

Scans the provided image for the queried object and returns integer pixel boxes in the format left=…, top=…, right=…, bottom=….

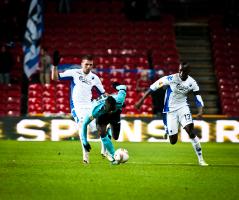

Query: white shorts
left=71, top=105, right=97, bottom=132
left=165, top=106, right=193, bottom=136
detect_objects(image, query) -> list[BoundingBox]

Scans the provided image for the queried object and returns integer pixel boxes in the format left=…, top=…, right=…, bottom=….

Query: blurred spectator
left=123, top=0, right=147, bottom=20
left=151, top=69, right=165, bottom=116
left=0, top=0, right=12, bottom=42
left=0, top=0, right=28, bottom=43
left=40, top=47, right=52, bottom=84
left=29, top=72, right=40, bottom=83
left=14, top=0, right=29, bottom=41
left=146, top=0, right=161, bottom=20
left=59, top=0, right=71, bottom=13
left=224, top=0, right=239, bottom=28
left=147, top=50, right=155, bottom=80
left=53, top=50, right=61, bottom=67
left=147, top=49, right=153, bottom=69
left=136, top=70, right=150, bottom=92
left=0, top=45, right=14, bottom=84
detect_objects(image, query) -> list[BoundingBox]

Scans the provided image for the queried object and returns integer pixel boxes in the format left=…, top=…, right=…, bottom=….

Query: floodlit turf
left=0, top=141, right=239, bottom=200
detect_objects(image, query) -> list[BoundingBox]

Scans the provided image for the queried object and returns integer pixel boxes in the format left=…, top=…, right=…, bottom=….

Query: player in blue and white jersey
left=81, top=84, right=127, bottom=164
left=135, top=62, right=208, bottom=166
left=51, top=54, right=106, bottom=163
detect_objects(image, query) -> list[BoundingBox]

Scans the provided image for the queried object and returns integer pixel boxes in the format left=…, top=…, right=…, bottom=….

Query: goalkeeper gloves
left=112, top=82, right=120, bottom=89
left=83, top=143, right=91, bottom=152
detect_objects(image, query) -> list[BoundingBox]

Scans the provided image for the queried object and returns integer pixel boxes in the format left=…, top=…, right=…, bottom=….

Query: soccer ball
left=114, top=148, right=129, bottom=163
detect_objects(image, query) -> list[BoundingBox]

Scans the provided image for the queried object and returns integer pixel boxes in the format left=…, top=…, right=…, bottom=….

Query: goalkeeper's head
left=104, top=96, right=116, bottom=113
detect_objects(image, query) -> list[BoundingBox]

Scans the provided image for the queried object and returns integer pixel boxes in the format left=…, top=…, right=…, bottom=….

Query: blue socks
left=101, top=135, right=115, bottom=157
left=107, top=128, right=112, bottom=139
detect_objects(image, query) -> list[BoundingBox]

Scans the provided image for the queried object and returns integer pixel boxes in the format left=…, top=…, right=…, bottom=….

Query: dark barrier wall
left=0, top=116, right=239, bottom=142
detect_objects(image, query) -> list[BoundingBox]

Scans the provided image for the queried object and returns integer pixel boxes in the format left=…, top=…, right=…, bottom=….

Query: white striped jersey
left=150, top=73, right=201, bottom=113
left=59, top=68, right=105, bottom=109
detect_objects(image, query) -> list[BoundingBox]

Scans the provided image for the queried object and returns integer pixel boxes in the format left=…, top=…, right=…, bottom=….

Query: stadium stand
left=0, top=84, right=22, bottom=116
left=2, top=0, right=238, bottom=117
left=36, top=1, right=179, bottom=115
left=175, top=23, right=219, bottom=115
left=209, top=15, right=239, bottom=117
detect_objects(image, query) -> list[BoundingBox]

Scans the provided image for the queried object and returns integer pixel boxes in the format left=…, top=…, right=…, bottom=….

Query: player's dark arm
left=135, top=88, right=153, bottom=110
left=193, top=91, right=204, bottom=118
left=51, top=50, right=61, bottom=81
left=51, top=65, right=59, bottom=81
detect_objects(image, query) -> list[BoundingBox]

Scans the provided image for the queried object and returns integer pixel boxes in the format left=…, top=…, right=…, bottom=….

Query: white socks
left=101, top=139, right=106, bottom=155
left=191, top=136, right=204, bottom=161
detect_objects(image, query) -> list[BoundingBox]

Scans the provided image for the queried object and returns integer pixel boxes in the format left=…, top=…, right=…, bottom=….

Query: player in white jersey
left=51, top=55, right=106, bottom=163
left=135, top=62, right=208, bottom=166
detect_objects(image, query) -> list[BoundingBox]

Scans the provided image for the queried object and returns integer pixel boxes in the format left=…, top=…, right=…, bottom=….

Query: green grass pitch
left=0, top=141, right=239, bottom=200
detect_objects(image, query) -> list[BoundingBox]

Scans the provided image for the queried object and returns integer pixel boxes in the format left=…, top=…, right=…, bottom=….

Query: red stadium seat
left=28, top=104, right=43, bottom=114
left=43, top=103, right=56, bottom=113
left=29, top=83, right=43, bottom=91
left=42, top=97, right=55, bottom=104
left=30, top=10, right=179, bottom=116
left=56, top=104, right=70, bottom=114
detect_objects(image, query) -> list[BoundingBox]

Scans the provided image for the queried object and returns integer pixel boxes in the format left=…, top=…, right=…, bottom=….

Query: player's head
left=104, top=96, right=116, bottom=112
left=81, top=55, right=94, bottom=74
left=179, top=62, right=190, bottom=81
left=40, top=47, right=48, bottom=55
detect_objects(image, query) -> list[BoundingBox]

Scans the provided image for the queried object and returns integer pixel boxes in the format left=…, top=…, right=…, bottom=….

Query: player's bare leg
left=169, top=134, right=178, bottom=144
left=111, top=123, right=120, bottom=140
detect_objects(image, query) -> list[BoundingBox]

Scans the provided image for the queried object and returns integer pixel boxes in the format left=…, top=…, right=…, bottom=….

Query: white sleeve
left=94, top=75, right=105, bottom=94
left=59, top=69, right=75, bottom=79
left=192, top=80, right=200, bottom=92
left=192, top=79, right=204, bottom=107
left=150, top=76, right=169, bottom=91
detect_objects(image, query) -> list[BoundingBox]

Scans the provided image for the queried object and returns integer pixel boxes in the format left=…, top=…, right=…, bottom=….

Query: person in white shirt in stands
left=135, top=62, right=208, bottom=166
left=51, top=54, right=106, bottom=163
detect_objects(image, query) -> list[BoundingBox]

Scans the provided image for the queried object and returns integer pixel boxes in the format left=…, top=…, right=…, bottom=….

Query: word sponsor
left=11, top=118, right=239, bottom=142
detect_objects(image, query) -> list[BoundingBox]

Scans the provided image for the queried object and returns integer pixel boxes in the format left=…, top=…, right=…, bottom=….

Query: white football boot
left=199, top=159, right=209, bottom=166
left=105, top=151, right=114, bottom=162
left=111, top=159, right=120, bottom=165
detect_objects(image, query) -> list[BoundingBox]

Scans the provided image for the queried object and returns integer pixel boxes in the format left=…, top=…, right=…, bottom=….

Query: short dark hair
left=106, top=96, right=116, bottom=111
left=180, top=62, right=189, bottom=69
left=42, top=47, right=48, bottom=52
left=82, top=54, right=94, bottom=61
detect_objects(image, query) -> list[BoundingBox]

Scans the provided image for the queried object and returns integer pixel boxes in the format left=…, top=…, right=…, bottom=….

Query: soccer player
left=51, top=54, right=106, bottom=163
left=81, top=84, right=127, bottom=164
left=135, top=62, right=208, bottom=166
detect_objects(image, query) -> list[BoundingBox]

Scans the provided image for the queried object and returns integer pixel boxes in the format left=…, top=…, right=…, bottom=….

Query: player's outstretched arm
left=51, top=65, right=59, bottom=81
left=51, top=50, right=61, bottom=81
left=193, top=91, right=204, bottom=119
left=135, top=89, right=152, bottom=110
left=135, top=78, right=165, bottom=110
left=196, top=106, right=203, bottom=119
